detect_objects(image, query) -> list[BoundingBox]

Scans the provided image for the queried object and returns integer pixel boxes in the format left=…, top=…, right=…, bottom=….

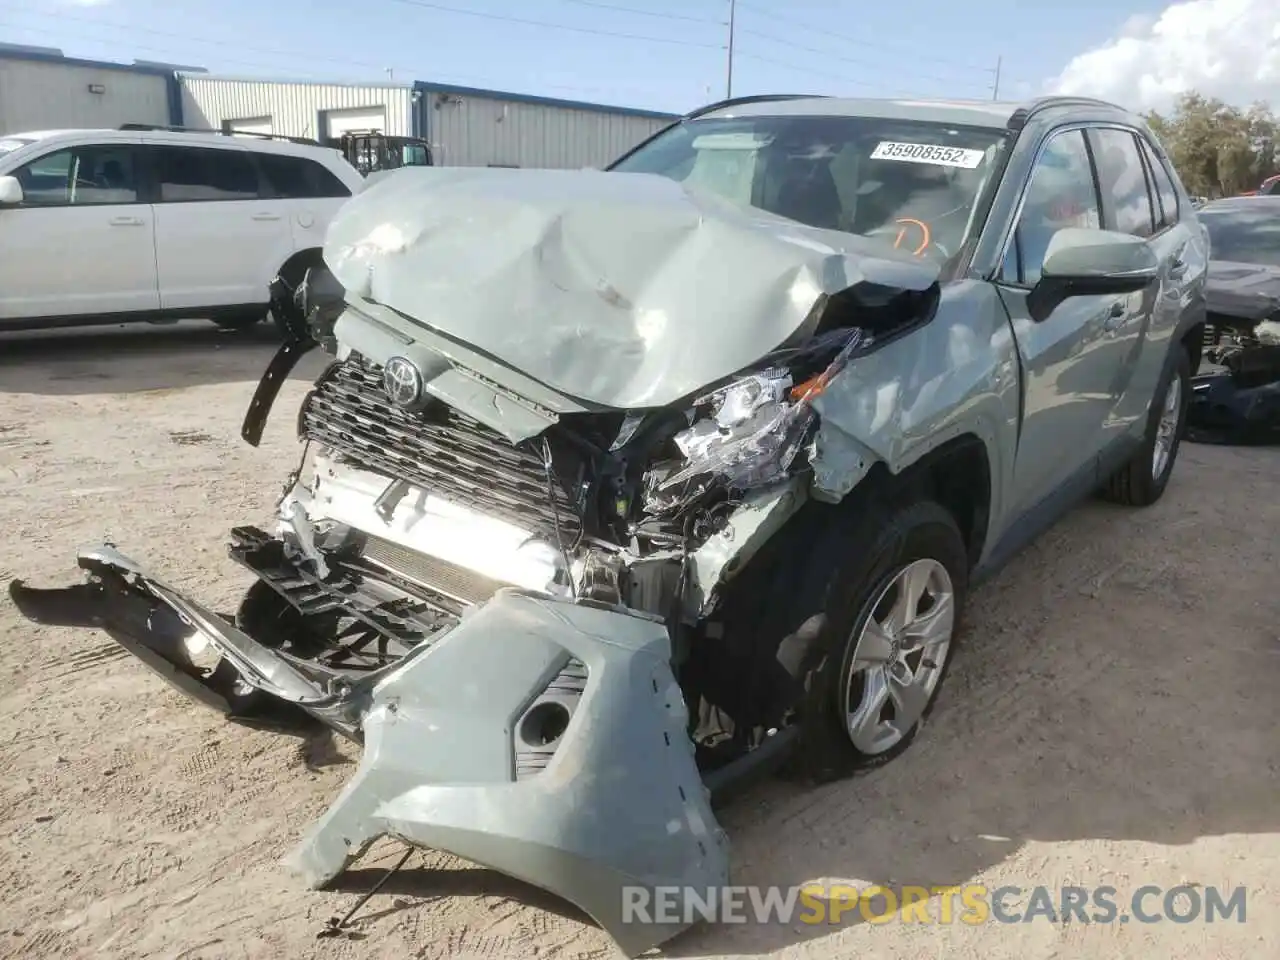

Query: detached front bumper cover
left=8, top=546, right=730, bottom=957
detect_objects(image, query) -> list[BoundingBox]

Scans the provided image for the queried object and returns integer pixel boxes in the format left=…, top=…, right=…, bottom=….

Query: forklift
left=329, top=130, right=433, bottom=176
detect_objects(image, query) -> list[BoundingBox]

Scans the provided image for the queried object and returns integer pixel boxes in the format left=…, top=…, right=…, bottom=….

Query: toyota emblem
left=382, top=356, right=425, bottom=409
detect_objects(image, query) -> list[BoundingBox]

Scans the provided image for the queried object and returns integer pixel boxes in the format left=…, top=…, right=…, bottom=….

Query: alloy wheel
left=842, top=558, right=956, bottom=755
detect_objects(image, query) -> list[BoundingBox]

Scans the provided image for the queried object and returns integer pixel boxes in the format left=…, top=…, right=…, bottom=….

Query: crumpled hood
left=1205, top=260, right=1280, bottom=324
left=323, top=166, right=940, bottom=409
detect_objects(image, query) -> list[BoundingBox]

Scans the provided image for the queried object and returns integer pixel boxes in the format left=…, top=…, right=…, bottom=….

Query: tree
left=1143, top=93, right=1279, bottom=197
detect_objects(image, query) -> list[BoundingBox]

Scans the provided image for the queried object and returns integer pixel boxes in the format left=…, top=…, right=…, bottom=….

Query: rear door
left=1129, top=133, right=1202, bottom=415
left=1083, top=127, right=1187, bottom=448
left=253, top=151, right=355, bottom=252
left=147, top=142, right=295, bottom=311
left=994, top=127, right=1128, bottom=517
left=0, top=138, right=157, bottom=321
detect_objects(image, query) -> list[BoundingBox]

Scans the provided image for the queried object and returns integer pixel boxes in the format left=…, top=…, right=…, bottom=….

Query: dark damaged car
left=1187, top=195, right=1280, bottom=444
left=10, top=94, right=1209, bottom=954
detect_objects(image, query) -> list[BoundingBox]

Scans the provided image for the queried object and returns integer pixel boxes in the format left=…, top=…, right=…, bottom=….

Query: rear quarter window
left=256, top=153, right=352, bottom=199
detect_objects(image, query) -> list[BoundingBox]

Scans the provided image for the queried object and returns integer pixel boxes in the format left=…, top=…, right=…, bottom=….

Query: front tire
left=208, top=581, right=333, bottom=718
left=1100, top=345, right=1190, bottom=507
left=787, top=498, right=969, bottom=783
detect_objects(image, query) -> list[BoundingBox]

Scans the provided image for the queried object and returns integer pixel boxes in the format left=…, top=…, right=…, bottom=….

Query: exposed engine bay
left=1186, top=268, right=1280, bottom=446
left=252, top=259, right=931, bottom=775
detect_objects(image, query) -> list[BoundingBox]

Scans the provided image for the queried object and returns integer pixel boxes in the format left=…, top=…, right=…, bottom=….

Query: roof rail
left=118, top=123, right=323, bottom=147
left=1007, top=95, right=1128, bottom=130
left=683, top=93, right=828, bottom=121
left=1028, top=95, right=1125, bottom=112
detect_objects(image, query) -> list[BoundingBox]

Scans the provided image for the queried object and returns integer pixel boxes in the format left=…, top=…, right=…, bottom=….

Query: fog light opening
left=520, top=701, right=571, bottom=747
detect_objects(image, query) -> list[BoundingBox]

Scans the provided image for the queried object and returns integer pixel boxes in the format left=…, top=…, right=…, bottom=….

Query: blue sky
left=5, top=0, right=1177, bottom=114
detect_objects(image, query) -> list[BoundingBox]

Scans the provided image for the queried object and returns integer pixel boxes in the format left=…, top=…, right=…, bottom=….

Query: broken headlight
left=644, top=328, right=869, bottom=513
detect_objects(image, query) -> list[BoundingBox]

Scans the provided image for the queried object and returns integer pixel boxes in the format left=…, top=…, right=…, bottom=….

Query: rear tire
left=1099, top=345, right=1190, bottom=507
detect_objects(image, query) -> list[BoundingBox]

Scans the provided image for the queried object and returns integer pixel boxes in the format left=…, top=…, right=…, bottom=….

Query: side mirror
left=0, top=175, right=23, bottom=205
left=1027, top=227, right=1158, bottom=322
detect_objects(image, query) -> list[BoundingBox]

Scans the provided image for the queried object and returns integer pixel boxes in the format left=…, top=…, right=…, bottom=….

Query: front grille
left=301, top=359, right=581, bottom=539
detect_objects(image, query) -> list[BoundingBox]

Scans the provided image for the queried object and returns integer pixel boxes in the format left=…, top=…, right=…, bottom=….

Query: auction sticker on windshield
left=871, top=141, right=985, bottom=168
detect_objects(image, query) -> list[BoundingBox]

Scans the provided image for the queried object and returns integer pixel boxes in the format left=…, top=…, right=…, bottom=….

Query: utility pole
left=726, top=0, right=736, bottom=98
left=992, top=55, right=1002, bottom=100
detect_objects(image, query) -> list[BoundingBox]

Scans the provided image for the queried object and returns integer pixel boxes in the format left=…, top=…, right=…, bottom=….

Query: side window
left=12, top=145, right=139, bottom=205
left=403, top=144, right=431, bottom=166
left=257, top=153, right=351, bottom=199
left=1087, top=129, right=1155, bottom=238
left=1000, top=129, right=1101, bottom=286
left=153, top=146, right=259, bottom=202
left=1138, top=137, right=1179, bottom=229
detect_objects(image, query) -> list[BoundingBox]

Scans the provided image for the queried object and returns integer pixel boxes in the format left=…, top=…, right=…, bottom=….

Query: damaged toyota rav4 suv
left=11, top=94, right=1207, bottom=954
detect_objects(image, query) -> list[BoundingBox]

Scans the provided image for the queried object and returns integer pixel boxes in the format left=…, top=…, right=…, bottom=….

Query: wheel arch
left=864, top=433, right=994, bottom=571
left=277, top=247, right=326, bottom=286
left=710, top=431, right=993, bottom=638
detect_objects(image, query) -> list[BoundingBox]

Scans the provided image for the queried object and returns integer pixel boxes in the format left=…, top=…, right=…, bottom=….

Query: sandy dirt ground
left=0, top=324, right=1277, bottom=960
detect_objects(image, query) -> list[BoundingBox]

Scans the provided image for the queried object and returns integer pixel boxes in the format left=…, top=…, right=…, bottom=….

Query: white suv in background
left=0, top=125, right=365, bottom=332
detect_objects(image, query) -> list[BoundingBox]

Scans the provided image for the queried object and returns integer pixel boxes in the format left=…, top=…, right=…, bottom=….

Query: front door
left=993, top=127, right=1130, bottom=519
left=0, top=141, right=158, bottom=322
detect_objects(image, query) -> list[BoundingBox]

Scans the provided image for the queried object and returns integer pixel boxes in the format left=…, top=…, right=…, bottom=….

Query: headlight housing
left=645, top=328, right=868, bottom=512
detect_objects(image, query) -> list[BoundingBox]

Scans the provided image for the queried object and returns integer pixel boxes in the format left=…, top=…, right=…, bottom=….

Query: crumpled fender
left=281, top=588, right=728, bottom=957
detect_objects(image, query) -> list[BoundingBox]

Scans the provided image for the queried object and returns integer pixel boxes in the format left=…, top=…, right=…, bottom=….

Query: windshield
left=1200, top=204, right=1280, bottom=267
left=0, top=137, right=34, bottom=157
left=610, top=114, right=1007, bottom=262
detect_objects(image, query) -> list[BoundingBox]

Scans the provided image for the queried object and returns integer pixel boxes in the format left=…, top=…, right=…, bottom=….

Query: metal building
left=180, top=76, right=677, bottom=169
left=181, top=77, right=418, bottom=141
left=0, top=50, right=677, bottom=169
left=0, top=46, right=180, bottom=135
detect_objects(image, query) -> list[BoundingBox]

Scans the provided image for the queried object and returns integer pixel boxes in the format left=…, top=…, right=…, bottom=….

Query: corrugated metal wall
left=177, top=77, right=674, bottom=169
left=424, top=92, right=670, bottom=169
left=180, top=77, right=415, bottom=140
left=0, top=57, right=170, bottom=134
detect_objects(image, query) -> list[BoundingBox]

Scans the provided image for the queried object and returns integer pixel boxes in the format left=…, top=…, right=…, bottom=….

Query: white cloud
left=1047, top=0, right=1280, bottom=112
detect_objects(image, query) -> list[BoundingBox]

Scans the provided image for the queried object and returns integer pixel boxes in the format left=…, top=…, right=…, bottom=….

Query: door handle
left=251, top=212, right=282, bottom=221
left=1169, top=256, right=1188, bottom=279
left=109, top=216, right=144, bottom=226
left=1104, top=300, right=1126, bottom=330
